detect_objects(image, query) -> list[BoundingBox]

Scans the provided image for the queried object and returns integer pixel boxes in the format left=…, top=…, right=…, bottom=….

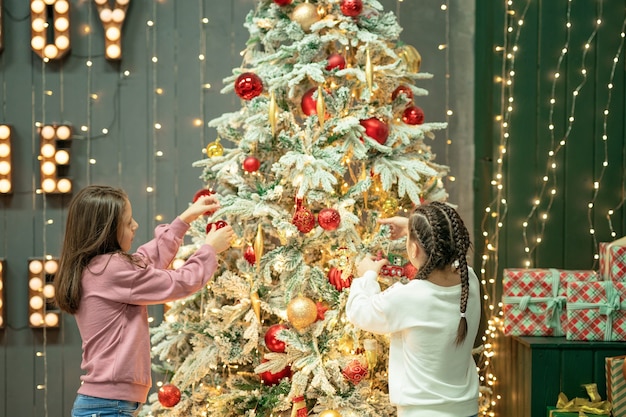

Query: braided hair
left=407, top=201, right=472, bottom=345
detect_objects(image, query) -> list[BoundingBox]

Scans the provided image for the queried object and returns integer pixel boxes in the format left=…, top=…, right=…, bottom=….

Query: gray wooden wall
left=0, top=1, right=474, bottom=416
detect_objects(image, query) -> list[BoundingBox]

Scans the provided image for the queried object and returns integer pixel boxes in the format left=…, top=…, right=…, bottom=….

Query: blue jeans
left=71, top=394, right=141, bottom=417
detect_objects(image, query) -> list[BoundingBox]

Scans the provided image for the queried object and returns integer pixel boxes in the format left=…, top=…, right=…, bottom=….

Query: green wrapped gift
left=546, top=406, right=610, bottom=417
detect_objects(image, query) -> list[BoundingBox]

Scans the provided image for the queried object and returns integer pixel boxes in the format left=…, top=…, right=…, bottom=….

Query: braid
left=432, top=202, right=473, bottom=345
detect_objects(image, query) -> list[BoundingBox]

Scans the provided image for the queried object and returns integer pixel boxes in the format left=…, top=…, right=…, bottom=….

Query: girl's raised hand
left=179, top=195, right=220, bottom=224
left=205, top=223, right=234, bottom=253
left=377, top=216, right=409, bottom=240
left=356, top=255, right=388, bottom=278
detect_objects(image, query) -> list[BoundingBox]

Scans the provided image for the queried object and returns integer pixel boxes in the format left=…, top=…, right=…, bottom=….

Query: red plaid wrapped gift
left=599, top=235, right=626, bottom=282
left=566, top=280, right=626, bottom=341
left=605, top=355, right=626, bottom=417
left=503, top=268, right=597, bottom=336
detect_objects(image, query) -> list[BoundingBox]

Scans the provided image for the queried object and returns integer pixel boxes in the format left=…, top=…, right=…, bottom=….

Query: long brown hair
left=407, top=201, right=472, bottom=345
left=54, top=185, right=129, bottom=314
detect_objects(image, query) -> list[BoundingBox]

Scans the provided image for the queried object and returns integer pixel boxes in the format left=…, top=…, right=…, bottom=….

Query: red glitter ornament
left=342, top=359, right=368, bottom=384
left=292, top=206, right=316, bottom=233
left=328, top=267, right=352, bottom=291
left=404, top=263, right=418, bottom=280
left=243, top=156, right=261, bottom=172
left=158, top=384, right=181, bottom=408
left=243, top=245, right=256, bottom=264
left=234, top=72, right=263, bottom=100
left=360, top=117, right=389, bottom=145
left=340, top=0, right=363, bottom=17
left=273, top=0, right=292, bottom=5
left=317, top=208, right=341, bottom=231
left=192, top=188, right=216, bottom=216
left=402, top=105, right=425, bottom=125
left=206, top=220, right=228, bottom=233
left=391, top=85, right=414, bottom=101
left=301, top=87, right=325, bottom=116
left=260, top=359, right=292, bottom=385
left=264, top=324, right=289, bottom=352
left=325, top=53, right=346, bottom=71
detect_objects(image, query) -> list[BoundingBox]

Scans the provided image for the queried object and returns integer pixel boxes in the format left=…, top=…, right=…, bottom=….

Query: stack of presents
left=503, top=237, right=626, bottom=417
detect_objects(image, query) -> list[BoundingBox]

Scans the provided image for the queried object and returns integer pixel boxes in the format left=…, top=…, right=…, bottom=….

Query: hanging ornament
left=291, top=396, right=308, bottom=417
left=265, top=324, right=289, bottom=352
left=292, top=205, right=316, bottom=233
left=316, top=301, right=329, bottom=321
left=340, top=0, right=363, bottom=17
left=273, top=0, right=292, bottom=5
left=319, top=411, right=342, bottom=417
left=397, top=44, right=422, bottom=73
left=325, top=53, right=346, bottom=71
left=243, top=156, right=261, bottom=172
left=250, top=290, right=261, bottom=321
left=391, top=85, right=414, bottom=102
left=192, top=188, right=217, bottom=216
left=158, top=383, right=181, bottom=408
left=291, top=2, right=320, bottom=32
left=328, top=267, right=352, bottom=291
left=402, top=105, right=425, bottom=125
left=243, top=245, right=256, bottom=264
left=301, top=87, right=320, bottom=116
left=205, top=138, right=224, bottom=157
left=342, top=359, right=368, bottom=384
left=260, top=359, right=292, bottom=385
left=206, top=220, right=228, bottom=233
left=365, top=48, right=373, bottom=93
left=234, top=72, right=263, bottom=100
left=363, top=339, right=378, bottom=377
left=254, top=224, right=264, bottom=271
left=316, top=86, right=326, bottom=128
left=269, top=91, right=278, bottom=135
left=360, top=117, right=389, bottom=145
left=381, top=197, right=399, bottom=217
left=287, top=296, right=318, bottom=330
left=404, top=263, right=418, bottom=280
left=318, top=208, right=341, bottom=231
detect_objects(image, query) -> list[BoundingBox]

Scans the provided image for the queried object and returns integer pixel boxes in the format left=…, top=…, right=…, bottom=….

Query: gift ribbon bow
left=567, top=280, right=626, bottom=341
left=554, top=384, right=612, bottom=416
left=503, top=269, right=566, bottom=335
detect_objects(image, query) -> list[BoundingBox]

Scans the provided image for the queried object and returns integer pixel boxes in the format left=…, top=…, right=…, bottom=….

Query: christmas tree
left=144, top=0, right=449, bottom=416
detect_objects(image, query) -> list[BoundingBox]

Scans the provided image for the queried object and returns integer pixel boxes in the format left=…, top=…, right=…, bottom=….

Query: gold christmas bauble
left=319, top=410, right=342, bottom=417
left=397, top=44, right=422, bottom=73
left=206, top=138, right=224, bottom=157
left=291, top=3, right=320, bottom=32
left=286, top=296, right=318, bottom=330
left=381, top=197, right=399, bottom=217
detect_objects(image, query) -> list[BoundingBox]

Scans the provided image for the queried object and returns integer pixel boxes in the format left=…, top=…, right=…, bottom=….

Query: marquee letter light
left=28, top=258, right=60, bottom=328
left=0, top=124, right=11, bottom=194
left=31, top=0, right=71, bottom=60
left=94, top=0, right=130, bottom=60
left=39, top=124, right=72, bottom=194
left=0, top=258, right=5, bottom=329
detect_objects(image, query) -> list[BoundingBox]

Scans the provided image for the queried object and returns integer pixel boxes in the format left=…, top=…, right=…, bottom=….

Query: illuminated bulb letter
left=0, top=125, right=12, bottom=194
left=30, top=0, right=72, bottom=60
left=28, top=258, right=61, bottom=328
left=39, top=124, right=73, bottom=193
left=93, top=0, right=130, bottom=60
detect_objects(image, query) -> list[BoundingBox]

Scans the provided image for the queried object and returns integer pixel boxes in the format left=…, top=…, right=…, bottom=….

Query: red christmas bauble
left=292, top=206, right=316, bottom=233
left=234, top=72, right=263, bottom=100
left=158, top=383, right=181, bottom=408
left=342, top=359, right=368, bottom=384
left=402, top=105, right=425, bottom=125
left=340, top=0, right=363, bottom=17
left=273, top=0, right=292, bottom=5
left=264, top=324, right=289, bottom=352
left=243, top=156, right=261, bottom=172
left=244, top=245, right=256, bottom=264
left=326, top=53, right=346, bottom=71
left=301, top=87, right=319, bottom=116
left=360, top=117, right=389, bottom=145
left=206, top=220, right=228, bottom=233
left=328, top=267, right=352, bottom=291
left=404, top=263, right=418, bottom=280
left=193, top=188, right=216, bottom=216
left=317, top=208, right=341, bottom=231
left=391, top=85, right=414, bottom=101
left=260, top=359, right=292, bottom=385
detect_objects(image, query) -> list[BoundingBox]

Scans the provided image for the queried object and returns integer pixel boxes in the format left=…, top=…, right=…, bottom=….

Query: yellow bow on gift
left=554, top=384, right=612, bottom=416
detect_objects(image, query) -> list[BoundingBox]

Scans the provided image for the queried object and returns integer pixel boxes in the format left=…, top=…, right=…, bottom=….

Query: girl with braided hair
left=346, top=201, right=480, bottom=417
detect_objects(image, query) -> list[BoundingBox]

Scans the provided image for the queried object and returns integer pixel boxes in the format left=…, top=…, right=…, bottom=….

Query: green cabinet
left=495, top=336, right=625, bottom=417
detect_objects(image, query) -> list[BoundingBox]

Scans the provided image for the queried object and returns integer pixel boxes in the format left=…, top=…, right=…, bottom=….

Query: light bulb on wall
left=0, top=125, right=12, bottom=194
left=27, top=258, right=61, bottom=328
left=38, top=124, right=73, bottom=194
left=30, top=0, right=71, bottom=60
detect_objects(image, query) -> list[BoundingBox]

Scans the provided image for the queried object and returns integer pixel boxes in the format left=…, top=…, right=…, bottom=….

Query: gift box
left=503, top=268, right=597, bottom=337
left=566, top=280, right=626, bottom=341
left=547, top=387, right=612, bottom=416
left=606, top=355, right=626, bottom=417
left=546, top=406, right=610, bottom=416
left=599, top=236, right=626, bottom=282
